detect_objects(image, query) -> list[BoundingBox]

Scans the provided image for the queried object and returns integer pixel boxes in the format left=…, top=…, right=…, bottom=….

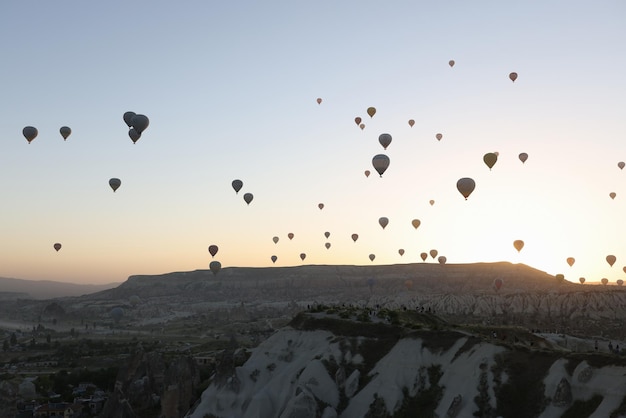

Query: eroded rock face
left=279, top=389, right=317, bottom=418
left=446, top=394, right=462, bottom=417
left=552, top=377, right=572, bottom=407
left=577, top=366, right=593, bottom=383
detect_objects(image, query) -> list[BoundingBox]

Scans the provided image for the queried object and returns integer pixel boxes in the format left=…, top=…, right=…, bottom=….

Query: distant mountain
left=0, top=276, right=121, bottom=299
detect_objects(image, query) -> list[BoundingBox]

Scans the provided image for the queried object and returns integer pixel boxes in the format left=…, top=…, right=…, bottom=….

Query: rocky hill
left=186, top=310, right=626, bottom=418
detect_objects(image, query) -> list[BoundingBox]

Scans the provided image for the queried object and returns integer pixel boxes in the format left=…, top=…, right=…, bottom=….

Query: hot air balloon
left=579, top=277, right=585, bottom=284
left=618, top=279, right=624, bottom=286
left=411, top=219, right=421, bottom=229
left=435, top=133, right=443, bottom=141
left=271, top=255, right=277, bottom=263
left=123, top=111, right=136, bottom=127
left=398, top=249, right=405, bottom=256
left=623, top=266, right=626, bottom=274
left=369, top=254, right=375, bottom=261
left=610, top=192, right=616, bottom=200
left=325, top=242, right=331, bottom=249
left=509, top=72, right=518, bottom=82
left=430, top=249, right=438, bottom=259
left=232, top=179, right=243, bottom=194
left=364, top=170, right=370, bottom=178
left=130, top=114, right=149, bottom=134
left=355, top=117, right=362, bottom=126
left=359, top=124, right=365, bottom=130
left=110, top=307, right=124, bottom=324
left=318, top=203, right=324, bottom=210
left=601, top=278, right=609, bottom=285
left=519, top=153, right=528, bottom=163
left=22, top=126, right=38, bottom=144
left=378, top=133, right=392, bottom=150
left=449, top=60, right=455, bottom=67
left=555, top=274, right=565, bottom=284
left=367, top=107, right=376, bottom=118
left=316, top=98, right=322, bottom=105
left=493, top=278, right=503, bottom=291
left=59, top=126, right=71, bottom=140
left=566, top=257, right=575, bottom=267
left=209, top=260, right=221, bottom=275
left=300, top=253, right=306, bottom=261
left=483, top=153, right=498, bottom=170
left=351, top=233, right=359, bottom=242
left=128, top=128, right=141, bottom=143
left=420, top=252, right=428, bottom=261
left=109, top=178, right=121, bottom=192
left=619, top=161, right=625, bottom=170
left=288, top=233, right=294, bottom=240
left=429, top=200, right=435, bottom=206
left=372, top=154, right=390, bottom=177
left=208, top=245, right=218, bottom=257
left=378, top=217, right=389, bottom=229
left=456, top=177, right=476, bottom=200
left=438, top=256, right=447, bottom=265
left=324, top=231, right=330, bottom=239
left=53, top=243, right=62, bottom=252
left=273, top=236, right=279, bottom=244
left=408, top=119, right=415, bottom=127
left=513, top=240, right=524, bottom=252
left=607, top=255, right=616, bottom=267
left=243, top=193, right=254, bottom=205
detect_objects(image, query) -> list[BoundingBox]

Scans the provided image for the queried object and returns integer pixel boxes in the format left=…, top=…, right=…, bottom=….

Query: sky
left=1, top=1, right=625, bottom=285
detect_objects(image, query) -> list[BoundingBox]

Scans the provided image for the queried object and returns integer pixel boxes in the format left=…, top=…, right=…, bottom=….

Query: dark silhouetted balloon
left=288, top=233, right=294, bottom=240
left=420, top=252, right=428, bottom=261
left=372, top=154, right=390, bottom=177
left=243, top=193, right=254, bottom=205
left=456, top=177, right=475, bottom=200
left=23, top=126, right=38, bottom=144
left=579, top=277, right=585, bottom=284
left=555, top=274, right=565, bottom=284
left=325, top=242, right=331, bottom=249
left=369, top=254, right=375, bottom=261
left=271, top=255, right=277, bottom=263
left=351, top=233, right=359, bottom=242
left=509, top=72, right=518, bottom=82
left=300, top=253, right=306, bottom=261
left=364, top=170, right=370, bottom=178
left=619, top=161, right=625, bottom=170
left=513, top=240, right=524, bottom=252
left=601, top=278, right=609, bottom=285
left=130, top=114, right=149, bottom=134
left=618, top=279, right=624, bottom=286
left=449, top=60, right=455, bottom=67
left=109, top=178, right=121, bottom=192
left=411, top=219, right=421, bottom=229
left=519, top=153, right=528, bottom=163
left=53, top=243, right=62, bottom=252
left=438, top=256, right=447, bottom=265
left=430, top=249, right=438, bottom=259
left=273, top=236, right=279, bottom=244
left=367, top=107, right=376, bottom=118
left=110, top=307, right=124, bottom=323
left=606, top=255, right=616, bottom=267
left=378, top=133, right=392, bottom=150
left=209, top=260, right=221, bottom=275
left=359, top=123, right=365, bottom=130
left=483, top=153, right=498, bottom=170
left=316, top=98, right=322, bottom=105
left=398, top=249, right=405, bottom=256
left=318, top=203, right=324, bottom=210
left=355, top=117, right=362, bottom=126
left=566, top=257, right=575, bottom=267
left=59, top=126, right=71, bottom=140
left=610, top=192, right=616, bottom=200
left=128, top=128, right=141, bottom=143
left=378, top=217, right=389, bottom=229
left=435, top=133, right=442, bottom=141
left=208, top=245, right=218, bottom=257
left=429, top=200, right=435, bottom=206
left=123, top=111, right=136, bottom=127
left=408, top=119, right=415, bottom=127
left=232, top=179, right=243, bottom=194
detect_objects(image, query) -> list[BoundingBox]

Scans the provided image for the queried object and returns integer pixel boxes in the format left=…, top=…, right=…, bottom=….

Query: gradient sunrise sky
left=1, top=1, right=625, bottom=284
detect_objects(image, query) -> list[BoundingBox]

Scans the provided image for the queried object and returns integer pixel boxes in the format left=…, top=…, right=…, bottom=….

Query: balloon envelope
left=316, top=98, right=322, bottom=104
left=109, top=178, right=121, bottom=192
left=378, top=133, right=392, bottom=150
left=438, top=256, right=447, bottom=265
left=128, top=128, right=141, bottom=143
left=509, top=72, right=518, bottom=82
left=208, top=245, right=218, bottom=257
left=325, top=242, right=331, bottom=249
left=243, top=193, right=254, bottom=205
left=411, top=219, right=421, bottom=229
left=300, top=253, right=306, bottom=261
left=398, top=249, right=405, bottom=256
left=618, top=279, right=624, bottom=286
left=351, top=233, right=359, bottom=242
left=429, top=200, right=435, bottom=206
left=59, top=126, right=71, bottom=140
left=601, top=278, right=609, bottom=285
left=483, top=153, right=498, bottom=170
left=273, top=236, right=279, bottom=244
left=232, top=179, right=243, bottom=194
left=429, top=249, right=438, bottom=259
left=449, top=60, right=455, bottom=67
left=372, top=154, right=390, bottom=177
left=408, top=119, right=415, bottom=127
left=579, top=277, right=585, bottom=284
left=209, top=261, right=221, bottom=275
left=318, top=203, right=324, bottom=210
left=566, top=257, right=575, bottom=267
left=367, top=107, right=376, bottom=117
left=22, top=126, right=38, bottom=143
left=493, top=278, right=503, bottom=291
left=619, top=161, right=625, bottom=170
left=378, top=217, right=389, bottom=229
left=435, top=133, right=442, bottom=141
left=456, top=177, right=476, bottom=200
left=324, top=231, right=330, bottom=239
left=288, top=233, right=294, bottom=240
left=53, top=243, right=62, bottom=252
left=271, top=255, right=277, bottom=263
left=354, top=117, right=362, bottom=126
left=369, top=254, right=375, bottom=261
left=364, top=170, right=370, bottom=178
left=610, top=192, right=616, bottom=200
left=130, top=114, right=149, bottom=134
left=519, top=153, right=528, bottom=163
left=606, top=255, right=616, bottom=267
left=420, top=252, right=428, bottom=261
left=513, top=240, right=524, bottom=252
left=123, top=111, right=136, bottom=127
